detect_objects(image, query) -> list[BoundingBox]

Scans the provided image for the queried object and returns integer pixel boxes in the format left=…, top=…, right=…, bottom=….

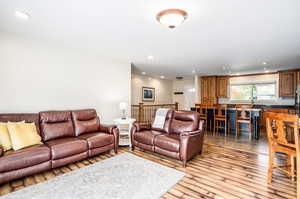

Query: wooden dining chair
left=235, top=105, right=253, bottom=140
left=195, top=104, right=208, bottom=133
left=214, top=104, right=228, bottom=136
left=265, top=112, right=300, bottom=198
left=262, top=109, right=289, bottom=130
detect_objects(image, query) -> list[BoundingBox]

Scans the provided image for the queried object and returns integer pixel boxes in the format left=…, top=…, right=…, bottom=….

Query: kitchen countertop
left=192, top=104, right=295, bottom=111
left=227, top=108, right=261, bottom=111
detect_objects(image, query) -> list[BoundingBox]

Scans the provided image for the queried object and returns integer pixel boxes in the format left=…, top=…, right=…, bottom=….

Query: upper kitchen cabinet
left=201, top=77, right=209, bottom=104
left=201, top=76, right=217, bottom=104
left=297, top=70, right=300, bottom=85
left=217, top=77, right=229, bottom=98
left=279, top=71, right=297, bottom=97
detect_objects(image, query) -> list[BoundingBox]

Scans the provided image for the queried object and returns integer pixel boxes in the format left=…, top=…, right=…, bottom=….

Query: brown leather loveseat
left=0, top=109, right=119, bottom=184
left=131, top=110, right=204, bottom=167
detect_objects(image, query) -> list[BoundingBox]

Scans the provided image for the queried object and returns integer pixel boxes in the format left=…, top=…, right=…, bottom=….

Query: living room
left=0, top=1, right=299, bottom=199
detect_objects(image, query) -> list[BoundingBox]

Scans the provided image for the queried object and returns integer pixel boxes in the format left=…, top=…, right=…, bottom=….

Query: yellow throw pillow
left=0, top=123, right=12, bottom=151
left=0, top=121, right=25, bottom=151
left=7, top=122, right=41, bottom=151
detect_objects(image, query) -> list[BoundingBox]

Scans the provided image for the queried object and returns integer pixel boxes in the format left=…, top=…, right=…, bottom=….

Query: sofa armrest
left=130, top=123, right=151, bottom=149
left=134, top=123, right=151, bottom=131
left=100, top=124, right=119, bottom=153
left=99, top=124, right=117, bottom=134
left=180, top=129, right=204, bottom=162
left=180, top=130, right=202, bottom=136
left=0, top=147, right=3, bottom=157
left=112, top=128, right=119, bottom=153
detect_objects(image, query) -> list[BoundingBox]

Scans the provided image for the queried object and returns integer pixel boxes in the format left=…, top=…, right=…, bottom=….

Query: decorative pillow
left=7, top=122, right=41, bottom=151
left=0, top=121, right=25, bottom=151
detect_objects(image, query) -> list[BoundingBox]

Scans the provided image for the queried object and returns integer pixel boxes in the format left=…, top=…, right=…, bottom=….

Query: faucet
left=251, top=96, right=257, bottom=105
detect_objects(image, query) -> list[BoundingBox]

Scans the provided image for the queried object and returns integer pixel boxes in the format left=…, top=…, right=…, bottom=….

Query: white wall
left=173, top=79, right=195, bottom=110
left=194, top=76, right=201, bottom=104
left=131, top=74, right=173, bottom=105
left=0, top=33, right=131, bottom=123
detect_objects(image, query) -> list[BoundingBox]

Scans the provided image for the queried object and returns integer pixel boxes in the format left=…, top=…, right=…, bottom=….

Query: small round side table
left=113, top=118, right=136, bottom=149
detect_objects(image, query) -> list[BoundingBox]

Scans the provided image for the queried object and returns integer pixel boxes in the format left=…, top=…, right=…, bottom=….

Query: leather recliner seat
left=0, top=109, right=119, bottom=184
left=131, top=110, right=204, bottom=167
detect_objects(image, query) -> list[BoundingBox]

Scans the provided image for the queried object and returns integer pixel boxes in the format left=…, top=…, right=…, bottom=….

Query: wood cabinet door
left=279, top=71, right=296, bottom=97
left=201, top=76, right=217, bottom=104
left=297, top=71, right=300, bottom=85
left=208, top=77, right=217, bottom=98
left=217, top=77, right=228, bottom=98
left=201, top=77, right=208, bottom=103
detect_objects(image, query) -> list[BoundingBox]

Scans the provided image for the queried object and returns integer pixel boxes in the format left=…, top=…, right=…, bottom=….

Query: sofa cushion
left=0, top=114, right=40, bottom=135
left=0, top=145, right=50, bottom=173
left=151, top=110, right=174, bottom=133
left=170, top=111, right=200, bottom=134
left=154, top=134, right=180, bottom=152
left=0, top=121, right=25, bottom=151
left=78, top=132, right=113, bottom=149
left=40, top=111, right=75, bottom=141
left=45, top=137, right=88, bottom=160
left=72, top=109, right=100, bottom=136
left=7, top=122, right=42, bottom=150
left=134, top=130, right=164, bottom=145
left=0, top=123, right=13, bottom=151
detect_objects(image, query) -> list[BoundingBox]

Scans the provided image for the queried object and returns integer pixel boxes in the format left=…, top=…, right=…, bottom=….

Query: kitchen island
left=192, top=106, right=262, bottom=140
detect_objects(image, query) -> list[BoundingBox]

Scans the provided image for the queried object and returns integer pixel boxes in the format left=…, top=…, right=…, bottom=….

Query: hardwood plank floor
left=204, top=133, right=269, bottom=155
left=0, top=145, right=296, bottom=199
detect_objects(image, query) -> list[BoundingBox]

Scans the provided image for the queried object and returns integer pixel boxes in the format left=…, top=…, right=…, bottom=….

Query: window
left=230, top=82, right=276, bottom=101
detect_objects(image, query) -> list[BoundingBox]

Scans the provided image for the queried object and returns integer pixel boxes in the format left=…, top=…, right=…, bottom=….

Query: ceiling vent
left=176, top=76, right=184, bottom=80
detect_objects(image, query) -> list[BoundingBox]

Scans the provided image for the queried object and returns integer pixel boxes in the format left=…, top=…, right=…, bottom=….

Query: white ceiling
left=1, top=0, right=300, bottom=79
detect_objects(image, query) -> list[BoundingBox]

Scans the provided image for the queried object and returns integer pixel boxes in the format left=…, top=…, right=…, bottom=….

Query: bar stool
left=214, top=104, right=228, bottom=136
left=235, top=105, right=253, bottom=140
left=196, top=104, right=208, bottom=134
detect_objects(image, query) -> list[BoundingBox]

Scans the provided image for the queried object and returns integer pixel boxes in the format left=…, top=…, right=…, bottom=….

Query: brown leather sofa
left=0, top=109, right=119, bottom=184
left=131, top=110, right=204, bottom=167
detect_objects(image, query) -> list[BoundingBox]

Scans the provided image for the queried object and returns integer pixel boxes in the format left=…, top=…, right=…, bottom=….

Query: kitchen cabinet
left=217, top=77, right=229, bottom=98
left=297, top=71, right=300, bottom=85
left=201, top=77, right=208, bottom=103
left=279, top=71, right=297, bottom=97
left=201, top=76, right=217, bottom=104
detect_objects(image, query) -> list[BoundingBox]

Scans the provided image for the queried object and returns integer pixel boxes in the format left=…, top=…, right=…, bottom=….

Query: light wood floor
left=204, top=133, right=269, bottom=155
left=0, top=144, right=296, bottom=199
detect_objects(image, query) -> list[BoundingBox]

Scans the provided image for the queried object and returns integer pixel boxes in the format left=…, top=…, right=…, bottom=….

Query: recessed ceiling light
left=160, top=75, right=165, bottom=79
left=147, top=55, right=154, bottom=60
left=15, top=11, right=30, bottom=20
left=236, top=73, right=240, bottom=75
left=156, top=9, right=188, bottom=29
left=141, top=72, right=146, bottom=75
left=262, top=62, right=267, bottom=65
left=263, top=67, right=269, bottom=73
left=192, top=69, right=196, bottom=74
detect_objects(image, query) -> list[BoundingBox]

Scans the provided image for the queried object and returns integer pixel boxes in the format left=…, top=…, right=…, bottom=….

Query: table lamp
left=119, top=102, right=128, bottom=119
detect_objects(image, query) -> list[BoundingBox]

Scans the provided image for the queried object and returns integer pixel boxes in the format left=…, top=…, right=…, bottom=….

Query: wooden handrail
left=131, top=102, right=178, bottom=124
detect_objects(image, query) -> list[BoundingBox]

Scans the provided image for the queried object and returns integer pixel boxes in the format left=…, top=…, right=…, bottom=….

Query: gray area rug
left=1, top=153, right=185, bottom=199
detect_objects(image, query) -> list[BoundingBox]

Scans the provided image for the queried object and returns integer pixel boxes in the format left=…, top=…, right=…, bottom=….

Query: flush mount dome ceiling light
left=15, top=11, right=30, bottom=20
left=156, top=9, right=188, bottom=29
